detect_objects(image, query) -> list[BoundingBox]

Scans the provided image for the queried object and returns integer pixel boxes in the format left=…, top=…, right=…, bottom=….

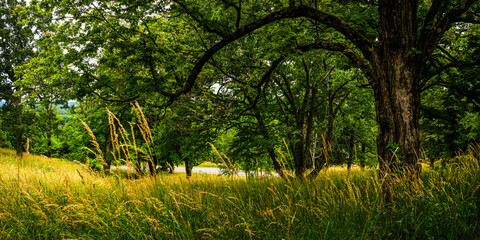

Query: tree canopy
left=0, top=0, right=478, bottom=181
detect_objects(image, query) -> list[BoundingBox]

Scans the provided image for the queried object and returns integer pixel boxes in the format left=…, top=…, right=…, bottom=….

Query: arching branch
left=161, top=5, right=373, bottom=98
left=298, top=41, right=375, bottom=85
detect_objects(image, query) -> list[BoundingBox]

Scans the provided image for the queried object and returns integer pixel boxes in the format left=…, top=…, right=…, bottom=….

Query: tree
left=27, top=0, right=480, bottom=183
left=164, top=0, right=480, bottom=182
left=268, top=55, right=356, bottom=178
left=153, top=92, right=216, bottom=178
left=420, top=22, right=480, bottom=161
left=15, top=42, right=72, bottom=157
left=0, top=0, right=35, bottom=157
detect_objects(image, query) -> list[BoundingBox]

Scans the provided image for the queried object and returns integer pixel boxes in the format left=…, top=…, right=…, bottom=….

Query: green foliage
left=0, top=119, right=11, bottom=148
left=420, top=22, right=480, bottom=159
left=8, top=0, right=478, bottom=175
left=386, top=141, right=403, bottom=161
left=227, top=125, right=275, bottom=173
left=153, top=96, right=217, bottom=172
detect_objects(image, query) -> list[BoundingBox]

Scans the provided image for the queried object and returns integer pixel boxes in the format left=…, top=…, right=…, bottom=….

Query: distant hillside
left=0, top=101, right=78, bottom=122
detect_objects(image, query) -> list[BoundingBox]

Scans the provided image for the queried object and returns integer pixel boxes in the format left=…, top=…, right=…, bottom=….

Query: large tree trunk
left=374, top=0, right=421, bottom=180
left=373, top=70, right=421, bottom=177
left=373, top=65, right=421, bottom=202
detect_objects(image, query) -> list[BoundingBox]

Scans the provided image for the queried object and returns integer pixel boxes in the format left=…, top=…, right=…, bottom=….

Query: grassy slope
left=0, top=148, right=478, bottom=239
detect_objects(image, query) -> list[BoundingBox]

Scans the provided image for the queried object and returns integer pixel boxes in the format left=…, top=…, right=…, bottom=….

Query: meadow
left=0, top=148, right=478, bottom=239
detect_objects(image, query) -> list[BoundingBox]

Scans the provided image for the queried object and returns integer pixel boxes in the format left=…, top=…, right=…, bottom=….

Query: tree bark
left=47, top=104, right=53, bottom=158
left=253, top=108, right=288, bottom=179
left=267, top=148, right=287, bottom=179
left=308, top=88, right=350, bottom=179
left=171, top=1, right=478, bottom=186
left=147, top=155, right=156, bottom=177
left=47, top=130, right=52, bottom=158
left=347, top=129, right=354, bottom=171
left=293, top=133, right=306, bottom=179
left=14, top=95, right=23, bottom=158
left=373, top=0, right=421, bottom=179
left=373, top=69, right=421, bottom=177
left=185, top=158, right=192, bottom=178
left=360, top=143, right=366, bottom=170
left=103, top=129, right=112, bottom=175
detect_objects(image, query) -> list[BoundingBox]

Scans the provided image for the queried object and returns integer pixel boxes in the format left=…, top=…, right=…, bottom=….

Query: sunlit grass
left=178, top=161, right=219, bottom=169
left=0, top=148, right=478, bottom=239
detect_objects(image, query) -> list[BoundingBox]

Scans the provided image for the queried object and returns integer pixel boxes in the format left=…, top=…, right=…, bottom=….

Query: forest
left=0, top=0, right=479, bottom=239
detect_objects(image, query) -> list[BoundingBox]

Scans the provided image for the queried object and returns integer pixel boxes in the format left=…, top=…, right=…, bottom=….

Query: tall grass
left=0, top=147, right=478, bottom=239
left=83, top=102, right=155, bottom=177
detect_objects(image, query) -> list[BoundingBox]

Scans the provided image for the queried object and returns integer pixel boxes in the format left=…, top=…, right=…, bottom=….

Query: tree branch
left=172, top=0, right=229, bottom=38
left=420, top=60, right=480, bottom=89
left=161, top=5, right=373, bottom=98
left=419, top=0, right=478, bottom=59
left=298, top=40, right=375, bottom=85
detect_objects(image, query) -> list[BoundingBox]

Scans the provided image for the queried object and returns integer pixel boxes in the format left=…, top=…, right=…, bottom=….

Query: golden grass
left=0, top=147, right=478, bottom=239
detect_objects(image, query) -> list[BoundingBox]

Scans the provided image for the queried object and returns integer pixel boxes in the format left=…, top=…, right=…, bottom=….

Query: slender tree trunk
left=253, top=109, right=288, bottom=179
left=293, top=134, right=306, bottom=179
left=47, top=106, right=53, bottom=158
left=14, top=95, right=23, bottom=158
left=185, top=158, right=192, bottom=178
left=47, top=130, right=52, bottom=157
left=267, top=148, right=287, bottom=179
left=104, top=129, right=112, bottom=175
left=147, top=152, right=157, bottom=177
left=347, top=130, right=354, bottom=171
left=147, top=158, right=156, bottom=177
left=168, top=162, right=174, bottom=174
left=149, top=155, right=159, bottom=176
left=308, top=91, right=349, bottom=179
left=360, top=143, right=366, bottom=171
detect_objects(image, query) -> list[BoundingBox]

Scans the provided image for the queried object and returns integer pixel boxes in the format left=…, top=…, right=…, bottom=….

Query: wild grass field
left=0, top=148, right=478, bottom=239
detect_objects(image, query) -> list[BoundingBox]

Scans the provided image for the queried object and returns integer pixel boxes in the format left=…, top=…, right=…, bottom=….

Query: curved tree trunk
left=253, top=109, right=288, bottom=179
left=267, top=148, right=287, bottom=179
left=167, top=1, right=476, bottom=189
